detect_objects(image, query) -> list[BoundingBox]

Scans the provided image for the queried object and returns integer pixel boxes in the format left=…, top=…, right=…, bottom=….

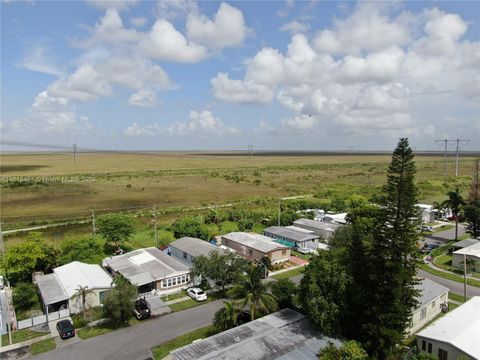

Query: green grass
left=432, top=224, right=455, bottom=233
left=271, top=267, right=304, bottom=280
left=419, top=263, right=480, bottom=288
left=291, top=250, right=312, bottom=260
left=448, top=302, right=459, bottom=311
left=29, top=338, right=56, bottom=355
left=1, top=329, right=46, bottom=345
left=169, top=296, right=217, bottom=312
left=448, top=292, right=469, bottom=303
left=77, top=321, right=126, bottom=340
left=71, top=307, right=105, bottom=328
left=151, top=325, right=215, bottom=360
left=161, top=290, right=187, bottom=302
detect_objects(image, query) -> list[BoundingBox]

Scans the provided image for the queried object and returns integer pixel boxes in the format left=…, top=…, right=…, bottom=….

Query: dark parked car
left=56, top=319, right=75, bottom=339
left=421, top=243, right=440, bottom=253
left=133, top=298, right=151, bottom=320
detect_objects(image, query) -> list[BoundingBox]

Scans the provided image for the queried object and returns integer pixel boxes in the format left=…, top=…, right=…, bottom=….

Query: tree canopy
left=97, top=213, right=135, bottom=249
left=103, top=276, right=137, bottom=324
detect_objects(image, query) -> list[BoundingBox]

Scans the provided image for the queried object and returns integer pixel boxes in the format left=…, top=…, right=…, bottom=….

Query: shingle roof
left=170, top=237, right=225, bottom=257
left=171, top=309, right=342, bottom=360
left=415, top=278, right=449, bottom=309
left=264, top=226, right=319, bottom=242
left=417, top=296, right=480, bottom=359
left=222, top=232, right=289, bottom=253
left=103, top=247, right=190, bottom=286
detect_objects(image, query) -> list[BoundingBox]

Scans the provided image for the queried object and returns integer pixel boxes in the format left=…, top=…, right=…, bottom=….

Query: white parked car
left=187, top=288, right=207, bottom=302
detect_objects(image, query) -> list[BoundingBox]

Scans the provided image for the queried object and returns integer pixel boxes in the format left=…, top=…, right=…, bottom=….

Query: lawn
left=448, top=292, right=469, bottom=303
left=433, top=254, right=453, bottom=271
left=151, top=325, right=215, bottom=360
left=168, top=292, right=221, bottom=312
left=77, top=321, right=125, bottom=340
left=29, top=338, right=56, bottom=355
left=419, top=263, right=480, bottom=288
left=291, top=250, right=313, bottom=261
left=71, top=307, right=105, bottom=328
left=161, top=290, right=187, bottom=302
left=271, top=267, right=304, bottom=280
left=1, top=328, right=46, bottom=345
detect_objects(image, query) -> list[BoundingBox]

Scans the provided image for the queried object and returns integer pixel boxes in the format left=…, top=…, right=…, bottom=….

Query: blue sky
left=1, top=0, right=479, bottom=151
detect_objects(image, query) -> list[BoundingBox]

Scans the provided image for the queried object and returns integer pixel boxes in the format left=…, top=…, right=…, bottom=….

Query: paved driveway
left=31, top=300, right=224, bottom=360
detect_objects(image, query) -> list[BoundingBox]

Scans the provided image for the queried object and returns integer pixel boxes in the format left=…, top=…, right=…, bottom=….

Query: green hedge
left=431, top=242, right=454, bottom=258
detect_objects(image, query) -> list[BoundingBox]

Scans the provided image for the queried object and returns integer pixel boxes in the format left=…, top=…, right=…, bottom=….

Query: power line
left=435, top=138, right=470, bottom=176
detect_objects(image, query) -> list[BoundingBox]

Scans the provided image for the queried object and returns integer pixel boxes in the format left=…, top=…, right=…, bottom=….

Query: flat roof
left=453, top=242, right=480, bottom=257
left=171, top=308, right=342, bottom=360
left=415, top=278, right=449, bottom=309
left=452, top=239, right=480, bottom=249
left=285, top=225, right=315, bottom=234
left=222, top=232, right=289, bottom=253
left=293, top=218, right=338, bottom=232
left=417, top=296, right=480, bottom=359
left=170, top=237, right=225, bottom=258
left=36, top=273, right=69, bottom=306
left=264, top=226, right=319, bottom=242
left=103, top=247, right=190, bottom=286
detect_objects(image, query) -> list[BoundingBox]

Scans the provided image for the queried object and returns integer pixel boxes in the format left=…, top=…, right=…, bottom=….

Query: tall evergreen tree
left=363, top=138, right=420, bottom=358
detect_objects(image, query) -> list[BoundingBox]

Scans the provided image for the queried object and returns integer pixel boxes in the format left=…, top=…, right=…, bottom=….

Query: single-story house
left=452, top=242, right=480, bottom=272
left=408, top=278, right=449, bottom=335
left=416, top=204, right=435, bottom=224
left=292, top=218, right=340, bottom=241
left=36, top=261, right=113, bottom=314
left=451, top=238, right=480, bottom=252
left=322, top=212, right=348, bottom=225
left=170, top=308, right=342, bottom=360
left=221, top=232, right=290, bottom=264
left=263, top=226, right=320, bottom=251
left=169, top=237, right=226, bottom=266
left=416, top=296, right=480, bottom=360
left=102, top=247, right=191, bottom=295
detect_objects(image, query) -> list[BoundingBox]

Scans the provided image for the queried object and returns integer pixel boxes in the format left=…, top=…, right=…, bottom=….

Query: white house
left=408, top=278, right=449, bottom=335
left=416, top=296, right=480, bottom=360
left=36, top=261, right=113, bottom=314
left=452, top=242, right=480, bottom=272
left=416, top=204, right=435, bottom=224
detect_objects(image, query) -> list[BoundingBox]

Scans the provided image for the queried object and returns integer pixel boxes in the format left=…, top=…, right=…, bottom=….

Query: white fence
left=17, top=308, right=70, bottom=330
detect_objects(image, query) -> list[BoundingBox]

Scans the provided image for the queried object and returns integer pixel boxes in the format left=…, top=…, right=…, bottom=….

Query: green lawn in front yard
left=161, top=290, right=187, bottom=302
left=151, top=325, right=215, bottom=360
left=1, top=328, right=47, bottom=345
left=448, top=302, right=459, bottom=311
left=29, top=338, right=56, bottom=355
left=77, top=321, right=124, bottom=340
left=448, top=292, right=468, bottom=303
left=71, top=307, right=105, bottom=328
left=419, top=263, right=480, bottom=288
left=168, top=292, right=222, bottom=312
left=271, top=267, right=304, bottom=280
left=290, top=250, right=312, bottom=261
left=433, top=224, right=455, bottom=233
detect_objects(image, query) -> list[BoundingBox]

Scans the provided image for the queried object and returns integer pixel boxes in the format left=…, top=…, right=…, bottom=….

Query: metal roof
left=170, top=237, right=226, bottom=257
left=222, top=232, right=289, bottom=253
left=415, top=278, right=449, bottom=309
left=452, top=238, right=480, bottom=249
left=36, top=273, right=69, bottom=305
left=264, top=226, right=319, bottom=242
left=417, top=296, right=480, bottom=359
left=103, top=247, right=190, bottom=286
left=293, top=219, right=339, bottom=232
left=453, top=242, right=480, bottom=258
left=171, top=308, right=342, bottom=360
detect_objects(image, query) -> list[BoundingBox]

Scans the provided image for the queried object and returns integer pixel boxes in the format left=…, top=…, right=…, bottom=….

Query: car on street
left=133, top=298, right=151, bottom=320
left=187, top=288, right=207, bottom=302
left=56, top=319, right=75, bottom=340
left=421, top=243, right=440, bottom=253
left=421, top=225, right=433, bottom=232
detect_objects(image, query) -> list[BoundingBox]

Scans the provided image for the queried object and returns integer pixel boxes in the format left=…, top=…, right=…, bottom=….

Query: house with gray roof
left=170, top=308, right=342, bottom=360
left=221, top=232, right=290, bottom=264
left=408, top=278, right=449, bottom=335
left=263, top=226, right=320, bottom=251
left=169, top=237, right=226, bottom=266
left=292, top=218, right=341, bottom=241
left=451, top=238, right=480, bottom=252
left=102, top=247, right=191, bottom=295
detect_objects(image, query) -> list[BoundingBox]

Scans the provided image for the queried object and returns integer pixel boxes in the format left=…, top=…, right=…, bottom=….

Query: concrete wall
left=416, top=336, right=474, bottom=360
left=269, top=249, right=291, bottom=264
left=68, top=288, right=110, bottom=314
left=409, top=292, right=448, bottom=335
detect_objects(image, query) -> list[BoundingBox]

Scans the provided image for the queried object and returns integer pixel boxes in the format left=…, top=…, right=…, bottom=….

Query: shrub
left=13, top=283, right=39, bottom=312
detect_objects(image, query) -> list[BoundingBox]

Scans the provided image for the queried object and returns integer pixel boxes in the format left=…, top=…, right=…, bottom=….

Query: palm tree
left=442, top=188, right=465, bottom=241
left=71, top=285, right=96, bottom=319
left=228, top=264, right=277, bottom=321
left=213, top=301, right=238, bottom=332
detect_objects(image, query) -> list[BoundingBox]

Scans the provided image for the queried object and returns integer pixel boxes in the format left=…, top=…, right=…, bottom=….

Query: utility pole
left=73, top=143, right=77, bottom=164
left=91, top=210, right=96, bottom=236
left=248, top=145, right=253, bottom=160
left=153, top=206, right=158, bottom=248
left=455, top=138, right=470, bottom=177
left=435, top=139, right=450, bottom=176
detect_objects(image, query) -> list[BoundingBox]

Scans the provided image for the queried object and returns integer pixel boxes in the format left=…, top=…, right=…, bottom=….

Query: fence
left=17, top=308, right=70, bottom=330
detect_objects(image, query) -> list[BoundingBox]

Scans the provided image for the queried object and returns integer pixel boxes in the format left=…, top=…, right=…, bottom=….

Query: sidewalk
left=427, top=258, right=478, bottom=281
left=0, top=333, right=52, bottom=354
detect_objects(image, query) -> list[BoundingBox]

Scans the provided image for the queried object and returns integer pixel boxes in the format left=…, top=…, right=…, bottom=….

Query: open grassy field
left=1, top=152, right=476, bottom=226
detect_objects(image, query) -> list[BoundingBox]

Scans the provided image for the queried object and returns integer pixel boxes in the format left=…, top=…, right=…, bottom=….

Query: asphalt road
left=423, top=223, right=466, bottom=246
left=31, top=300, right=224, bottom=360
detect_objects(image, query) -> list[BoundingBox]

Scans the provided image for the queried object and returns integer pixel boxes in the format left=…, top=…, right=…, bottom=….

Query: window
left=420, top=307, right=427, bottom=320
left=427, top=343, right=432, bottom=354
left=438, top=349, right=448, bottom=360
left=421, top=340, right=426, bottom=351
left=99, top=291, right=109, bottom=304
left=282, top=250, right=287, bottom=255
left=172, top=278, right=177, bottom=286
left=248, top=249, right=253, bottom=256
left=167, top=279, right=172, bottom=287
left=432, top=300, right=435, bottom=308
left=161, top=280, right=167, bottom=288
left=183, top=251, right=188, bottom=259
